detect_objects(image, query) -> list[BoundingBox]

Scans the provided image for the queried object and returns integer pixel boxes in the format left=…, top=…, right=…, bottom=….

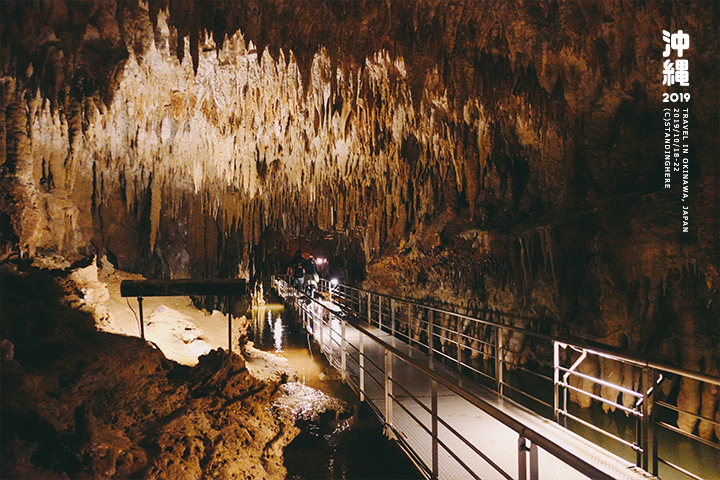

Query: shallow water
left=249, top=302, right=357, bottom=403
left=249, top=302, right=421, bottom=480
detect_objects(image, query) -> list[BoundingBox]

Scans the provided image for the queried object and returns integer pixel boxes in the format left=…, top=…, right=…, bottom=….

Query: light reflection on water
left=249, top=303, right=356, bottom=402
left=271, top=310, right=283, bottom=353
left=250, top=303, right=283, bottom=348
left=249, top=301, right=421, bottom=480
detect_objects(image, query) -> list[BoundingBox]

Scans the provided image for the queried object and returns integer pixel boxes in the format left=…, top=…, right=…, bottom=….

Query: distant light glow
left=315, top=257, right=326, bottom=265
left=329, top=278, right=339, bottom=295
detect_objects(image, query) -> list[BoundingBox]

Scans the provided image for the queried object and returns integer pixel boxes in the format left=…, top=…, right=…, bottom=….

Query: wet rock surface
left=0, top=264, right=298, bottom=479
left=274, top=382, right=349, bottom=424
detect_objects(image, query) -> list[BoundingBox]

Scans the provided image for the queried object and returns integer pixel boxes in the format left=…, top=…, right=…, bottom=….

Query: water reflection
left=250, top=303, right=354, bottom=401
left=250, top=300, right=421, bottom=480
left=273, top=314, right=283, bottom=352
left=250, top=303, right=285, bottom=350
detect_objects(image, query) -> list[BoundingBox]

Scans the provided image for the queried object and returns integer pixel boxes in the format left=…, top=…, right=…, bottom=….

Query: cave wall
left=1, top=0, right=718, bottom=376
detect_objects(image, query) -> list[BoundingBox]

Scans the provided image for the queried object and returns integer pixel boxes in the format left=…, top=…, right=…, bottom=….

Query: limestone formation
left=1, top=0, right=718, bottom=453
left=0, top=264, right=298, bottom=479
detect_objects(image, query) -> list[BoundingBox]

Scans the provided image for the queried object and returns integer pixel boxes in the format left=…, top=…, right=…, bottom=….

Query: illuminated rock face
left=0, top=264, right=298, bottom=479
left=1, top=0, right=718, bottom=438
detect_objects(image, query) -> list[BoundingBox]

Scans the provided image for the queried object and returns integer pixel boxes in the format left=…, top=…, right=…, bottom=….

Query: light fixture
left=315, top=257, right=326, bottom=265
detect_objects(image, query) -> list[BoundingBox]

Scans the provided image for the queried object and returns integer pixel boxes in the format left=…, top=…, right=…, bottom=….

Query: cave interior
left=0, top=0, right=718, bottom=478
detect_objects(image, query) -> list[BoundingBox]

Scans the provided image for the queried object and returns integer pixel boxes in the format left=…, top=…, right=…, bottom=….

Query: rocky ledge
left=0, top=263, right=299, bottom=479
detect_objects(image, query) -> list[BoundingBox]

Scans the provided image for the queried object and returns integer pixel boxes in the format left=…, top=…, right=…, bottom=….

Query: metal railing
left=276, top=277, right=643, bottom=480
left=298, top=276, right=720, bottom=480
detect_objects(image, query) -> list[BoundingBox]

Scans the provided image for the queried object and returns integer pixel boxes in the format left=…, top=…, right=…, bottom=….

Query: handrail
left=302, top=275, right=720, bottom=480
left=283, top=275, right=720, bottom=478
left=348, top=312, right=617, bottom=480
left=320, top=278, right=720, bottom=387
left=556, top=365, right=642, bottom=399
left=278, top=277, right=618, bottom=480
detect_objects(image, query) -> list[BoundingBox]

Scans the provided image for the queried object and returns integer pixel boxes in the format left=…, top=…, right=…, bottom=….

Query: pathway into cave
left=275, top=278, right=720, bottom=480
left=97, top=268, right=420, bottom=478
left=248, top=297, right=422, bottom=480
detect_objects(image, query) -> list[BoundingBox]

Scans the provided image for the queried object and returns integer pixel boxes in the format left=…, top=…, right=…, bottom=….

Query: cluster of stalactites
left=9, top=3, right=717, bottom=291
left=16, top=7, right=563, bottom=262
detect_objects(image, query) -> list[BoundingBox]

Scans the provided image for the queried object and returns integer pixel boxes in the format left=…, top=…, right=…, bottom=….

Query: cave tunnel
left=0, top=0, right=718, bottom=479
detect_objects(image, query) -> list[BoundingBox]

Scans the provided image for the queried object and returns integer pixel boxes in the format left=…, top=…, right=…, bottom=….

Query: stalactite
left=0, top=1, right=717, bottom=434
left=598, top=356, right=622, bottom=413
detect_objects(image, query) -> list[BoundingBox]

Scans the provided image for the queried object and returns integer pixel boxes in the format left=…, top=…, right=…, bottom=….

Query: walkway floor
left=306, top=300, right=655, bottom=480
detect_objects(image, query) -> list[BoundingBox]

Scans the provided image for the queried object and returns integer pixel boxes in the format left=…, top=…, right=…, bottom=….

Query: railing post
left=378, top=296, right=383, bottom=331
left=391, top=299, right=396, bottom=337
left=553, top=341, right=560, bottom=423
left=318, top=308, right=324, bottom=350
left=641, top=369, right=648, bottom=471
left=367, top=292, right=372, bottom=325
left=641, top=366, right=655, bottom=473
left=431, top=379, right=439, bottom=479
left=137, top=296, right=145, bottom=340
left=518, top=435, right=528, bottom=480
left=529, top=441, right=539, bottom=480
left=385, top=349, right=393, bottom=428
left=457, top=320, right=463, bottom=372
left=518, top=435, right=537, bottom=480
left=341, top=318, right=347, bottom=382
left=409, top=305, right=414, bottom=348
left=427, top=309, right=434, bottom=358
left=495, top=327, right=504, bottom=396
left=650, top=378, right=660, bottom=477
left=562, top=376, right=568, bottom=428
left=635, top=395, right=641, bottom=468
left=359, top=333, right=365, bottom=402
left=651, top=370, right=658, bottom=477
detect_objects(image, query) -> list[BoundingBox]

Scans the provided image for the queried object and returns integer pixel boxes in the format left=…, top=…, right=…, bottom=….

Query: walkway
left=338, top=322, right=652, bottom=480
left=277, top=280, right=668, bottom=480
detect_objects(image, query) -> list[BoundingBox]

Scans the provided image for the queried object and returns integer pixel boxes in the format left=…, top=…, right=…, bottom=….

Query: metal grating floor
left=313, top=315, right=656, bottom=480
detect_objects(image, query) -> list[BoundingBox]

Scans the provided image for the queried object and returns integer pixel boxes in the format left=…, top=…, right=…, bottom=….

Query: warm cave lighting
left=274, top=317, right=283, bottom=353
left=268, top=310, right=283, bottom=353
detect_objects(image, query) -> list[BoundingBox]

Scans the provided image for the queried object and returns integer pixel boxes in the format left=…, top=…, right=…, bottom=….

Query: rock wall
left=1, top=0, right=718, bottom=440
left=0, top=263, right=298, bottom=479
